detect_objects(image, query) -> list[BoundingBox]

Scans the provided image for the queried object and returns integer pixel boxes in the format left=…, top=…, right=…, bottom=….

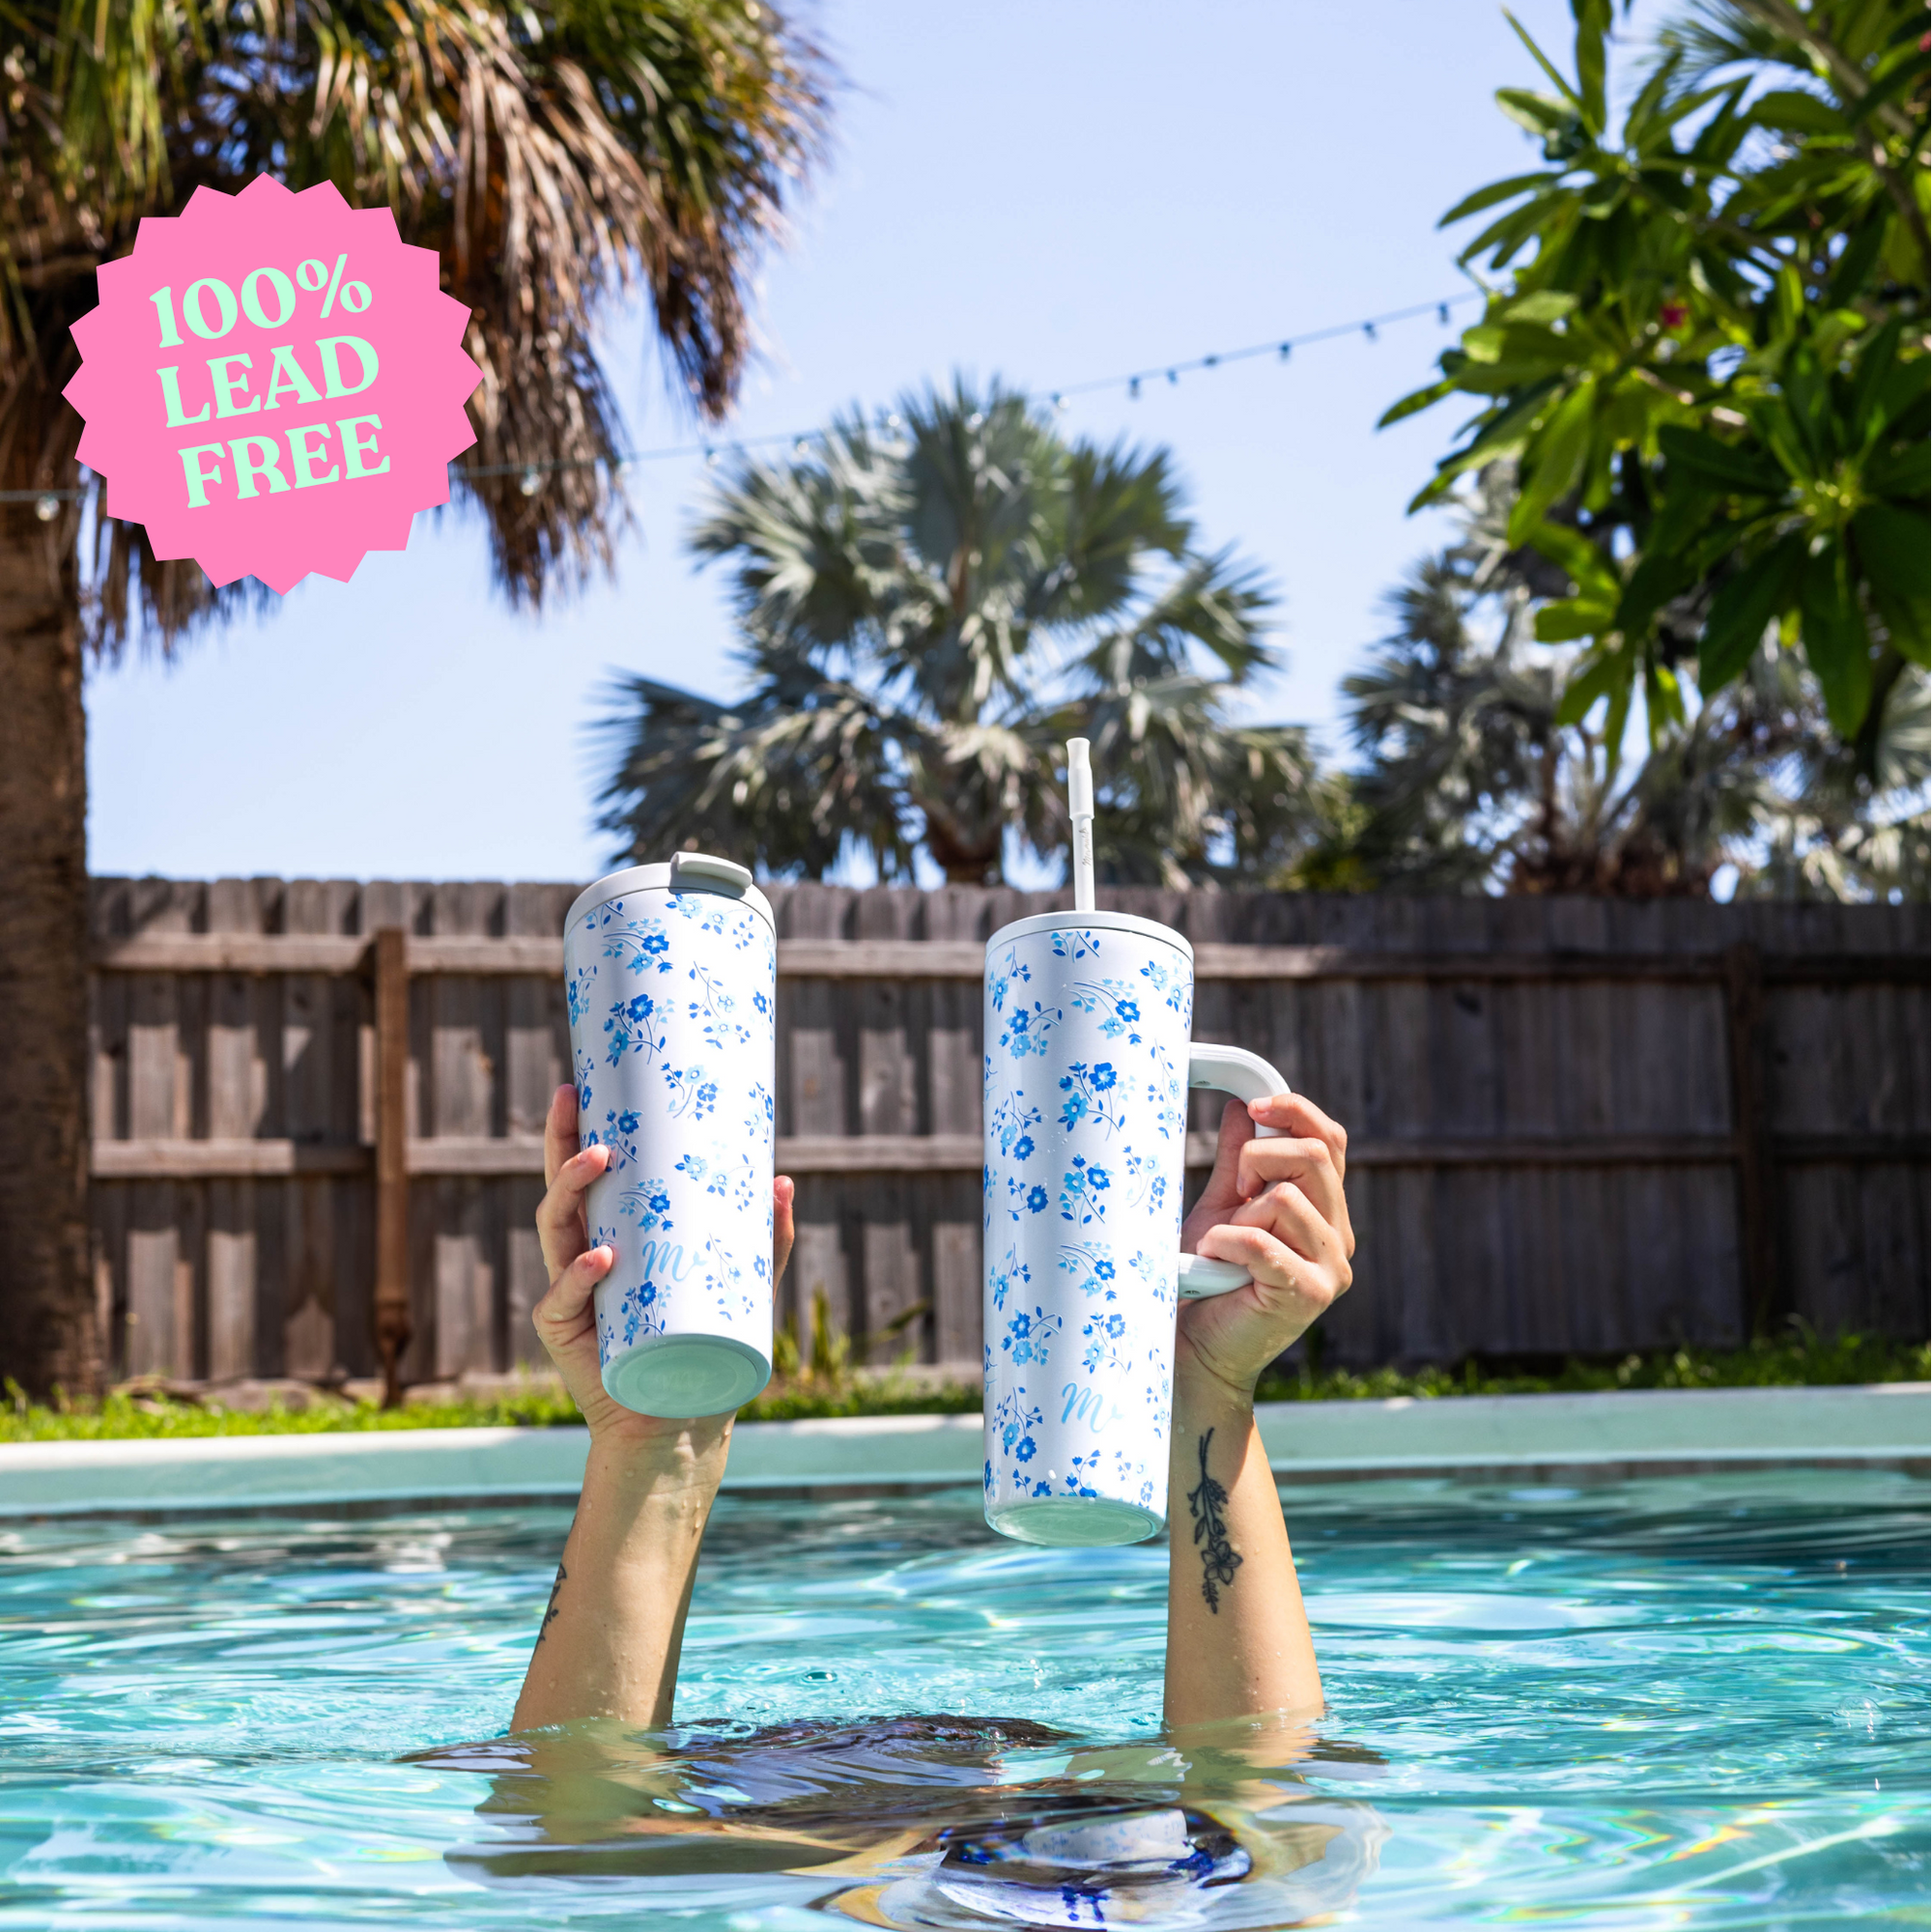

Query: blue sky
left=88, top=0, right=1653, bottom=885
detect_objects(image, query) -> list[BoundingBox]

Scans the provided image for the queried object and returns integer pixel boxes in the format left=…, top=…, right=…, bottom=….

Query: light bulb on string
left=488, top=292, right=1465, bottom=497
left=34, top=492, right=60, bottom=522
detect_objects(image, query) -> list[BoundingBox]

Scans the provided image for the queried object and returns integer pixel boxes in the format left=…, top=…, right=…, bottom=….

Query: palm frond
left=593, top=661, right=918, bottom=881
left=605, top=378, right=1312, bottom=882
left=0, top=0, right=832, bottom=642
left=1336, top=468, right=1928, bottom=899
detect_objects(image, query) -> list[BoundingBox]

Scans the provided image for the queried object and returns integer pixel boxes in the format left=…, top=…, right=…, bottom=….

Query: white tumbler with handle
left=563, top=852, right=777, bottom=1417
left=980, top=907, right=1290, bottom=1547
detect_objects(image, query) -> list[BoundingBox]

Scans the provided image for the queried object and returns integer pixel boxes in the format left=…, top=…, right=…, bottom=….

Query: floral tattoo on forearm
left=1186, top=1428, right=1242, bottom=1612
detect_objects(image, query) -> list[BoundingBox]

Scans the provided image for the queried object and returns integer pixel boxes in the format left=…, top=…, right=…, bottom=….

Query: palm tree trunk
left=0, top=497, right=98, bottom=1400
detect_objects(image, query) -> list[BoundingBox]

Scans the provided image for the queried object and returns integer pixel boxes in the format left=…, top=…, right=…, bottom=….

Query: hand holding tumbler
left=563, top=853, right=777, bottom=1417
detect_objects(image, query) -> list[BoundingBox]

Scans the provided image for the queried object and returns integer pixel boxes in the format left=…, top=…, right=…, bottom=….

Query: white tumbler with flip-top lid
left=980, top=907, right=1289, bottom=1547
left=563, top=853, right=777, bottom=1417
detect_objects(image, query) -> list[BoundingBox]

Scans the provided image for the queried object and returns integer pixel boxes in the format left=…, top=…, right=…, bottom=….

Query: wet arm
left=1162, top=1094, right=1354, bottom=1730
left=511, top=1421, right=731, bottom=1731
left=1163, top=1375, right=1321, bottom=1725
left=510, top=1084, right=795, bottom=1731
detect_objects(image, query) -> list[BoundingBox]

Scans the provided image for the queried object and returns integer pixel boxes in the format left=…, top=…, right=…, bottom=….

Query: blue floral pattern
left=981, top=918, right=1193, bottom=1534
left=604, top=989, right=668, bottom=1067
left=987, top=1243, right=1033, bottom=1314
left=565, top=881, right=777, bottom=1388
left=619, top=1179, right=672, bottom=1229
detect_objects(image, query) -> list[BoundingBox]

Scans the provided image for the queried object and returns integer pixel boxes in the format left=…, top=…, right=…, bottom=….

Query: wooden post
left=372, top=927, right=412, bottom=1406
left=1723, top=940, right=1781, bottom=1337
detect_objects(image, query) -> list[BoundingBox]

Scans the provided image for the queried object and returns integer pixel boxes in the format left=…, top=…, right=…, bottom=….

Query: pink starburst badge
left=64, top=176, right=482, bottom=594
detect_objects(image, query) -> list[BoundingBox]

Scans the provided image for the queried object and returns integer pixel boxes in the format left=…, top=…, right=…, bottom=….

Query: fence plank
left=122, top=883, right=193, bottom=1376
left=374, top=928, right=412, bottom=1400
left=503, top=884, right=570, bottom=1370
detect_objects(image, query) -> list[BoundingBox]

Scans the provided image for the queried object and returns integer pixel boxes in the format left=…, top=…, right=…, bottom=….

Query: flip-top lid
left=565, top=854, right=776, bottom=937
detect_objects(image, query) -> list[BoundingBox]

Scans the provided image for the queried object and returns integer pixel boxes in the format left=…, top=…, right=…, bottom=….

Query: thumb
left=772, top=1174, right=796, bottom=1291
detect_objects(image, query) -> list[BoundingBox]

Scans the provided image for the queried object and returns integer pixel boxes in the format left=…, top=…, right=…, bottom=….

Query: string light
left=4, top=289, right=1484, bottom=506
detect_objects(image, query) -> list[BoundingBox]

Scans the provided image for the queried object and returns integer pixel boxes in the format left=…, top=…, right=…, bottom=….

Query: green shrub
left=1254, top=1329, right=1930, bottom=1403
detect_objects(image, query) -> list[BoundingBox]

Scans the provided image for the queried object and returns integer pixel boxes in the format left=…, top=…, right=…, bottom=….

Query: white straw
left=1067, top=738, right=1095, bottom=913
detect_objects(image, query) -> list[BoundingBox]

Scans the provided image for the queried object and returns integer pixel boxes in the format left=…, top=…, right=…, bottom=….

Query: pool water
left=0, top=1470, right=1924, bottom=1927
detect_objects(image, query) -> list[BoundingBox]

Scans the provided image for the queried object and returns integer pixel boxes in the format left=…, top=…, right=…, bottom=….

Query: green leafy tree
left=1385, top=0, right=1927, bottom=763
left=0, top=1, right=830, bottom=1397
left=1322, top=466, right=1927, bottom=896
left=598, top=380, right=1323, bottom=885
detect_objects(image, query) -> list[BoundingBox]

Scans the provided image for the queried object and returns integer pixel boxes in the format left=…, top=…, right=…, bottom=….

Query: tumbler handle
left=1176, top=1043, right=1291, bottom=1300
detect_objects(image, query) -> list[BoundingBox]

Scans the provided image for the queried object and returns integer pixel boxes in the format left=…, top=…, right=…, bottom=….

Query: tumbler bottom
left=986, top=1496, right=1164, bottom=1547
left=602, top=1333, right=771, bottom=1417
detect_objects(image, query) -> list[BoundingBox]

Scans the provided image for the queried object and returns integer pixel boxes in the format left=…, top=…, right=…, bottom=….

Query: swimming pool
left=1, top=1469, right=1924, bottom=1927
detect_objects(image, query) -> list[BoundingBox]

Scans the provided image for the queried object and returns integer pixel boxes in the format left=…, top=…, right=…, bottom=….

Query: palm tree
left=1327, top=468, right=1930, bottom=897
left=0, top=1, right=831, bottom=1397
left=596, top=380, right=1323, bottom=885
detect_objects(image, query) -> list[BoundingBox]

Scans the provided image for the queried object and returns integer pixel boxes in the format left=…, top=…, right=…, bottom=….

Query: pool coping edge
left=0, top=1385, right=1924, bottom=1522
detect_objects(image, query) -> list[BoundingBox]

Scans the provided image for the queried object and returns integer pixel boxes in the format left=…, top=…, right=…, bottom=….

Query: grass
left=2, top=1329, right=1921, bottom=1445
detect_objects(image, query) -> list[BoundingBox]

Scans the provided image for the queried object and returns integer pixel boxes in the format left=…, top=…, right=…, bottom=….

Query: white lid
left=983, top=908, right=1191, bottom=960
left=565, top=853, right=776, bottom=937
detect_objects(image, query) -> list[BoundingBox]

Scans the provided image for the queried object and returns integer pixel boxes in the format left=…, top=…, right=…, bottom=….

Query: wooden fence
left=85, top=877, right=1928, bottom=1386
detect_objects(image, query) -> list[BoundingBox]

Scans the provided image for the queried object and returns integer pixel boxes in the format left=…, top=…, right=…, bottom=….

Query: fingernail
left=776, top=1175, right=794, bottom=1205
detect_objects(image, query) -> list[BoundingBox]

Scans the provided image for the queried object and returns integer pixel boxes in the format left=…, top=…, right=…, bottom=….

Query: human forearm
left=516, top=1091, right=797, bottom=1736
left=510, top=1419, right=731, bottom=1732
left=1161, top=1091, right=1352, bottom=1729
left=1162, top=1370, right=1321, bottom=1729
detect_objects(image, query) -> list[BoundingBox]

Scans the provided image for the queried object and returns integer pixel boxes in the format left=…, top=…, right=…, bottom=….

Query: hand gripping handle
left=1177, top=1044, right=1291, bottom=1300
